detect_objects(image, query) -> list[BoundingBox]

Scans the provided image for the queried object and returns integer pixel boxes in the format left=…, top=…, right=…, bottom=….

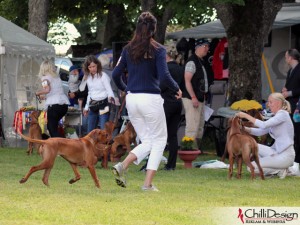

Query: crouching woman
left=236, top=92, right=295, bottom=179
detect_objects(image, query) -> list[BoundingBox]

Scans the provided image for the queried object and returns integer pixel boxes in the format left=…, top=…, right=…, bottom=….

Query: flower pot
left=178, top=150, right=201, bottom=168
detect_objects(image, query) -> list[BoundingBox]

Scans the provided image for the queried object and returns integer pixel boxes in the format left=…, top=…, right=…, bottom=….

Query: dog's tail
left=19, top=133, right=47, bottom=144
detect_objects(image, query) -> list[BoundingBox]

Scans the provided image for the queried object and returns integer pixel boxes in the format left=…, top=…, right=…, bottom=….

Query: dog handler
left=236, top=92, right=295, bottom=179
left=36, top=60, right=70, bottom=137
left=112, top=11, right=182, bottom=191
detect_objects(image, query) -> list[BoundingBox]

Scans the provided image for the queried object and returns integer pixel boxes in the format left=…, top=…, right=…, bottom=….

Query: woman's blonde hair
left=270, top=92, right=291, bottom=113
left=39, top=60, right=57, bottom=77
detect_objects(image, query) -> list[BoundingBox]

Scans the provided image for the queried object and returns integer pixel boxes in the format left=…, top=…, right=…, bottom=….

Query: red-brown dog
left=242, top=109, right=268, bottom=144
left=94, top=143, right=111, bottom=169
left=227, top=116, right=264, bottom=180
left=19, top=129, right=108, bottom=188
left=92, top=121, right=117, bottom=169
left=110, top=121, right=137, bottom=160
left=221, top=109, right=267, bottom=161
left=27, top=110, right=42, bottom=155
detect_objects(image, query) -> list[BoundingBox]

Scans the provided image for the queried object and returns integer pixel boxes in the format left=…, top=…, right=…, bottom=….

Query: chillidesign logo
left=238, top=208, right=245, bottom=224
left=236, top=208, right=298, bottom=224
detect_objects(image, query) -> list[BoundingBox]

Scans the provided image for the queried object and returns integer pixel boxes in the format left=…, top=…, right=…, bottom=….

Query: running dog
left=19, top=129, right=108, bottom=188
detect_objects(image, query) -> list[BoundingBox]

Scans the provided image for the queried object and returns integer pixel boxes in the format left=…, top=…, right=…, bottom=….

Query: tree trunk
left=141, top=0, right=156, bottom=12
left=215, top=0, right=282, bottom=104
left=155, top=6, right=174, bottom=44
left=102, top=4, right=127, bottom=48
left=141, top=0, right=173, bottom=44
left=28, top=0, right=50, bottom=41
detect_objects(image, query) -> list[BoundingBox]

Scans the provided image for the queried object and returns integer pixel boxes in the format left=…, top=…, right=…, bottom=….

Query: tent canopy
left=166, top=3, right=300, bottom=39
left=0, top=16, right=54, bottom=56
left=0, top=16, right=55, bottom=146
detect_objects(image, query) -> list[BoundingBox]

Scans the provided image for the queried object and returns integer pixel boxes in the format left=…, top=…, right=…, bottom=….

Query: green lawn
left=0, top=146, right=299, bottom=225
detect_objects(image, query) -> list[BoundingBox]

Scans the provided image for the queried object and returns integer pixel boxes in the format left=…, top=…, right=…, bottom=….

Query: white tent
left=166, top=3, right=300, bottom=39
left=0, top=16, right=55, bottom=145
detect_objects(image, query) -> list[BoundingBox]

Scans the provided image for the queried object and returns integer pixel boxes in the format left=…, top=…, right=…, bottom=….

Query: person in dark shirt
left=112, top=12, right=182, bottom=191
left=182, top=39, right=210, bottom=149
left=282, top=48, right=300, bottom=176
left=162, top=44, right=184, bottom=170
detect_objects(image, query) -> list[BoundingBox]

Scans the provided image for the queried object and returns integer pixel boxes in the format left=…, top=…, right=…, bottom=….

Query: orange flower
left=180, top=136, right=196, bottom=150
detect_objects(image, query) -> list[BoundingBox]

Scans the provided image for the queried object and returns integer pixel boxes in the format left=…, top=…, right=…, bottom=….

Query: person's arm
left=236, top=111, right=256, bottom=124
left=102, top=72, right=115, bottom=104
left=36, top=79, right=51, bottom=96
left=184, top=61, right=199, bottom=107
left=238, top=110, right=286, bottom=130
left=112, top=50, right=127, bottom=92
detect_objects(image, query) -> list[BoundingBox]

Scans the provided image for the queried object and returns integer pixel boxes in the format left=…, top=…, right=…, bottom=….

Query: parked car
left=55, top=57, right=73, bottom=95
left=55, top=57, right=85, bottom=96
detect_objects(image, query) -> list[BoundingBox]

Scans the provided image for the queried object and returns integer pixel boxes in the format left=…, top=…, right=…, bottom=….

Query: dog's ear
left=98, top=130, right=108, bottom=143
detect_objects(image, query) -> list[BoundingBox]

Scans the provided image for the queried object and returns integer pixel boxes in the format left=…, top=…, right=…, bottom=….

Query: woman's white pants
left=126, top=93, right=167, bottom=171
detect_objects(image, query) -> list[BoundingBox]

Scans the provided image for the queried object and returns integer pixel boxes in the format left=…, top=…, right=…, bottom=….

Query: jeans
left=87, top=110, right=109, bottom=132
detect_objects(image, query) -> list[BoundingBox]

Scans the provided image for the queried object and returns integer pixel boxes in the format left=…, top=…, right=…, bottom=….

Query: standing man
left=282, top=48, right=300, bottom=176
left=182, top=38, right=210, bottom=149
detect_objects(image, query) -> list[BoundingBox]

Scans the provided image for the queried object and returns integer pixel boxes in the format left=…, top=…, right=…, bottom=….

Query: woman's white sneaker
left=112, top=162, right=127, bottom=188
left=277, top=169, right=288, bottom=179
left=141, top=185, right=159, bottom=192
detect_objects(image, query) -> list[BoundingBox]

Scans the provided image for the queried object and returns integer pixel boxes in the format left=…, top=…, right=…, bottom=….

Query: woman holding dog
left=236, top=92, right=295, bottom=179
left=36, top=60, right=70, bottom=137
left=112, top=11, right=182, bottom=191
left=82, top=55, right=115, bottom=132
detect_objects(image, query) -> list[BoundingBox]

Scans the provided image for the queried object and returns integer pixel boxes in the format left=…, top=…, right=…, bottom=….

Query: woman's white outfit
left=126, top=93, right=167, bottom=170
left=248, top=110, right=295, bottom=176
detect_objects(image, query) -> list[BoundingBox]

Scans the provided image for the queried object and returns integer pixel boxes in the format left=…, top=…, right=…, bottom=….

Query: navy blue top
left=112, top=44, right=179, bottom=94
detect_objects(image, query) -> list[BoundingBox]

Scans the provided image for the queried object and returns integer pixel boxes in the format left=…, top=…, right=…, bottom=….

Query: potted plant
left=178, top=136, right=201, bottom=168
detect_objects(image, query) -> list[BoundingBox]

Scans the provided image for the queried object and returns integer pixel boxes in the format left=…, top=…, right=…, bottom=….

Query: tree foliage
left=0, top=0, right=28, bottom=29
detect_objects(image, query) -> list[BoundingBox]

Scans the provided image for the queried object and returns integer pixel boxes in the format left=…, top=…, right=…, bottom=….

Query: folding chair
left=204, top=80, right=229, bottom=156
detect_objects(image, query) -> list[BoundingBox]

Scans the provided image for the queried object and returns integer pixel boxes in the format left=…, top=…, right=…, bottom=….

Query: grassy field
left=0, top=146, right=300, bottom=225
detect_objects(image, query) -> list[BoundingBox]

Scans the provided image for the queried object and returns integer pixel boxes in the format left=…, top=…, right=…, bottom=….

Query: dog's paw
left=19, top=178, right=27, bottom=184
left=69, top=177, right=80, bottom=184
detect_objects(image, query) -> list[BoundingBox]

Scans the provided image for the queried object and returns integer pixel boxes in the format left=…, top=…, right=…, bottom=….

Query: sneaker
left=141, top=185, right=159, bottom=192
left=287, top=167, right=300, bottom=176
left=112, top=162, right=126, bottom=188
left=115, top=177, right=126, bottom=188
left=264, top=174, right=277, bottom=179
left=163, top=166, right=175, bottom=171
left=277, top=169, right=288, bottom=179
left=112, top=162, right=125, bottom=176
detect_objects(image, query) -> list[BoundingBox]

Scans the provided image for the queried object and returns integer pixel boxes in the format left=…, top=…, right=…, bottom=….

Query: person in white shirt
left=82, top=55, right=115, bottom=132
left=35, top=60, right=70, bottom=137
left=237, top=92, right=295, bottom=179
left=68, top=65, right=80, bottom=106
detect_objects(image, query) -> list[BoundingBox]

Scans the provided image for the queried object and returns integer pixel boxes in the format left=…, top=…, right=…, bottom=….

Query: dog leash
left=35, top=94, right=41, bottom=111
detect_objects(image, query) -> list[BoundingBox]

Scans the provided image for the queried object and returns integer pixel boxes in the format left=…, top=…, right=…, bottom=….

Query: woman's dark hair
left=83, top=55, right=102, bottom=76
left=287, top=48, right=300, bottom=61
left=126, top=11, right=159, bottom=63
